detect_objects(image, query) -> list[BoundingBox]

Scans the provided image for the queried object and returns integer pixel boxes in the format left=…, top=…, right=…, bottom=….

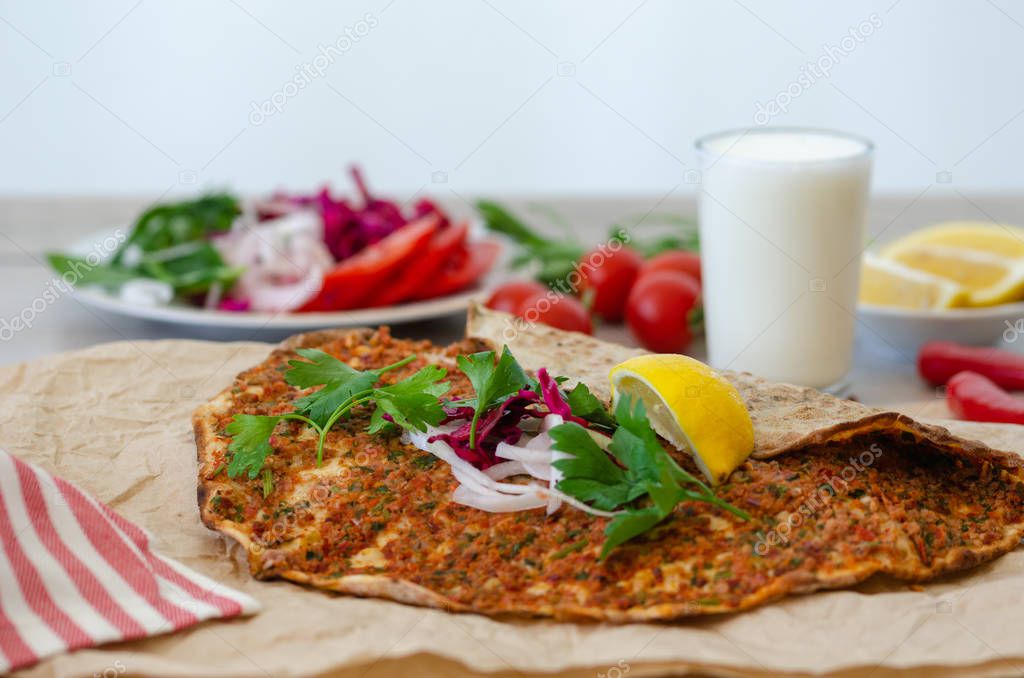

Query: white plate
left=73, top=285, right=483, bottom=330
left=66, top=228, right=490, bottom=332
left=858, top=302, right=1024, bottom=353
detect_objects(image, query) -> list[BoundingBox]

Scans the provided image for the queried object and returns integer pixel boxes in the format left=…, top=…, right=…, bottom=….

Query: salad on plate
left=47, top=167, right=500, bottom=314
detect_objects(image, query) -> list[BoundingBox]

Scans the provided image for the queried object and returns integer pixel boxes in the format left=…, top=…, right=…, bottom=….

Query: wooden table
left=3, top=193, right=1023, bottom=411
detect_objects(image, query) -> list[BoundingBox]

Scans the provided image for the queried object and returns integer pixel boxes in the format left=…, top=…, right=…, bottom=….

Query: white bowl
left=857, top=302, right=1024, bottom=353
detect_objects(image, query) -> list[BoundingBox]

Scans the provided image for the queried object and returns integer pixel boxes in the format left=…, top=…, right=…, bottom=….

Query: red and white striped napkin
left=0, top=450, right=260, bottom=672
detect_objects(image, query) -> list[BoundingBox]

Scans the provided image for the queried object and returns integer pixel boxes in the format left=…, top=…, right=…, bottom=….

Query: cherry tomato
left=640, top=250, right=702, bottom=284
left=625, top=270, right=700, bottom=353
left=299, top=215, right=439, bottom=312
left=578, top=246, right=643, bottom=322
left=366, top=221, right=468, bottom=307
left=415, top=240, right=501, bottom=300
left=486, top=280, right=547, bottom=314
left=516, top=291, right=593, bottom=335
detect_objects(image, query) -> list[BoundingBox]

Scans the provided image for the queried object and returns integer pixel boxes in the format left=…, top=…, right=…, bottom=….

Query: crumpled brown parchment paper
left=3, top=338, right=1024, bottom=678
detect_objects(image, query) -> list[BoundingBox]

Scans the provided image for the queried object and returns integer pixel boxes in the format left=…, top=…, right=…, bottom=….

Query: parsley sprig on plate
left=551, top=397, right=750, bottom=559
left=225, top=349, right=449, bottom=490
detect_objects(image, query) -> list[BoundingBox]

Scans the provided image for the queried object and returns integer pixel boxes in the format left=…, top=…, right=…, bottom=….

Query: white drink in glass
left=695, top=128, right=873, bottom=390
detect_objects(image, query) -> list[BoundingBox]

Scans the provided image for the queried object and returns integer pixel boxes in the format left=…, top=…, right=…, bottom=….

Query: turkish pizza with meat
left=194, top=320, right=1024, bottom=622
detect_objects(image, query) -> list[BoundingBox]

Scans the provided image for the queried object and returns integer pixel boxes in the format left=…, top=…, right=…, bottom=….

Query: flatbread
left=466, top=303, right=1024, bottom=467
left=192, top=309, right=1024, bottom=622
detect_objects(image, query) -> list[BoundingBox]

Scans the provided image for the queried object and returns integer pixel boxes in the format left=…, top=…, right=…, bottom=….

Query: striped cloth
left=0, top=450, right=260, bottom=672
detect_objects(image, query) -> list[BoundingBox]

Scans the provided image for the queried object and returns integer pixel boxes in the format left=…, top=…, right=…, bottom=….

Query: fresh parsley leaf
left=550, top=424, right=631, bottom=510
left=286, top=349, right=383, bottom=427
left=456, top=347, right=531, bottom=447
left=366, top=406, right=395, bottom=435
left=476, top=201, right=587, bottom=286
left=114, top=193, right=240, bottom=262
left=225, top=414, right=282, bottom=479
left=47, top=254, right=140, bottom=287
left=607, top=397, right=669, bottom=489
left=371, top=365, right=450, bottom=433
left=565, top=382, right=616, bottom=429
left=228, top=351, right=449, bottom=475
left=48, top=194, right=243, bottom=296
left=552, top=395, right=749, bottom=559
left=137, top=242, right=243, bottom=295
left=601, top=507, right=665, bottom=559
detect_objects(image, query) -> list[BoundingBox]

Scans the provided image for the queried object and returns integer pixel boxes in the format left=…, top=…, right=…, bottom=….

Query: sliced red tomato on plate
left=298, top=215, right=439, bottom=312
left=414, top=240, right=501, bottom=300
left=365, top=221, right=469, bottom=307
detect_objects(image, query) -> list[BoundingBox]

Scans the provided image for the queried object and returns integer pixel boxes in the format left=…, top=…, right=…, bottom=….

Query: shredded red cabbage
left=429, top=390, right=541, bottom=469
left=537, top=368, right=589, bottom=426
left=259, top=166, right=450, bottom=262
left=217, top=298, right=250, bottom=312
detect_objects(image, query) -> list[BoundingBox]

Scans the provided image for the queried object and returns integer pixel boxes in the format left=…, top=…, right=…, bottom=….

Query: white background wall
left=3, top=0, right=1024, bottom=199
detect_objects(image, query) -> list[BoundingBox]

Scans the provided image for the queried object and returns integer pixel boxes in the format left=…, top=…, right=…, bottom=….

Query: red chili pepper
left=918, top=341, right=1024, bottom=389
left=946, top=371, right=1024, bottom=424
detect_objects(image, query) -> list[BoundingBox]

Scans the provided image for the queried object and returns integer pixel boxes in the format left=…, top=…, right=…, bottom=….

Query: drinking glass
left=695, top=127, right=873, bottom=390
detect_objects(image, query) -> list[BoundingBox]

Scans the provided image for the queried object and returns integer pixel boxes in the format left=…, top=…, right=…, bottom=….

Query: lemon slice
left=882, top=245, right=1024, bottom=306
left=859, top=253, right=967, bottom=309
left=881, top=221, right=1024, bottom=259
left=609, top=354, right=754, bottom=486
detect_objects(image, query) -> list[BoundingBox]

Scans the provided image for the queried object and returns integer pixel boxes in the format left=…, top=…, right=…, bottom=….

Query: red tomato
left=486, top=280, right=547, bottom=314
left=625, top=270, right=700, bottom=353
left=366, top=221, right=469, bottom=307
left=640, top=250, right=702, bottom=284
left=299, top=215, right=439, bottom=312
left=516, top=291, right=593, bottom=335
left=415, top=240, right=501, bottom=300
left=577, top=246, right=643, bottom=322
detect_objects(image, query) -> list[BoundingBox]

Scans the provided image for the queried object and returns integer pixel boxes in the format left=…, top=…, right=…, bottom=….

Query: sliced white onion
left=539, top=413, right=565, bottom=432
left=452, top=485, right=547, bottom=513
left=495, top=442, right=551, bottom=466
left=118, top=278, right=173, bottom=306
left=546, top=489, right=561, bottom=515
left=405, top=430, right=528, bottom=495
left=547, top=450, right=569, bottom=515
left=403, top=425, right=622, bottom=520
left=451, top=463, right=537, bottom=496
left=485, top=460, right=528, bottom=480
left=542, top=485, right=621, bottom=518
left=203, top=281, right=223, bottom=310
left=215, top=211, right=334, bottom=312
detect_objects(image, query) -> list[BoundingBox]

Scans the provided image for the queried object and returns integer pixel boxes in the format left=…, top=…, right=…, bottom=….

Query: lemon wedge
left=609, top=354, right=754, bottom=486
left=882, top=245, right=1024, bottom=306
left=881, top=221, right=1024, bottom=259
left=859, top=253, right=968, bottom=309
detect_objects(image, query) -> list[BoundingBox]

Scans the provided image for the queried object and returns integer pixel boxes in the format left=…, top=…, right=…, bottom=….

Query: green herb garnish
left=564, top=382, right=617, bottom=430
left=225, top=412, right=320, bottom=479
left=455, top=347, right=531, bottom=448
left=285, top=349, right=412, bottom=427
left=47, top=193, right=242, bottom=296
left=552, top=396, right=749, bottom=559
left=225, top=352, right=449, bottom=478
left=476, top=201, right=584, bottom=285
left=476, top=200, right=698, bottom=286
